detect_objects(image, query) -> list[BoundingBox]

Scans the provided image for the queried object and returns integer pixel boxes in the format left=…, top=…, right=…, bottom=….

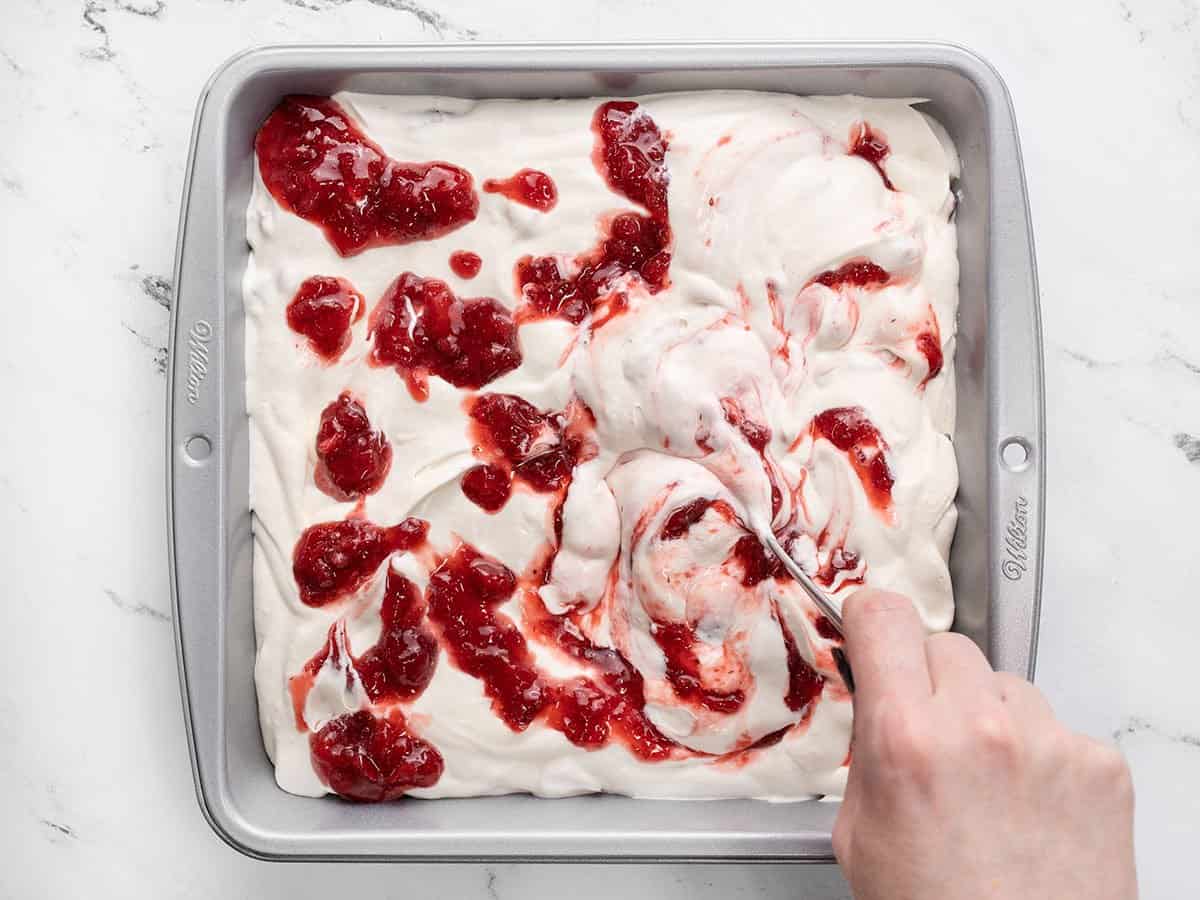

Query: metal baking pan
left=167, top=41, right=1044, bottom=862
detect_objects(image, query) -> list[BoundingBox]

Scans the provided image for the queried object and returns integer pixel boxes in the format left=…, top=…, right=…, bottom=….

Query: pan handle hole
left=1000, top=437, right=1031, bottom=472
left=184, top=434, right=212, bottom=464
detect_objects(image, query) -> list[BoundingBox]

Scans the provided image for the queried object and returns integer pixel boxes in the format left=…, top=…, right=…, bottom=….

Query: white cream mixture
left=245, top=90, right=960, bottom=800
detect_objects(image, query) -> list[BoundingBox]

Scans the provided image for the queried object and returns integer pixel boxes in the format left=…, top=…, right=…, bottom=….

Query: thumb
left=841, top=589, right=931, bottom=715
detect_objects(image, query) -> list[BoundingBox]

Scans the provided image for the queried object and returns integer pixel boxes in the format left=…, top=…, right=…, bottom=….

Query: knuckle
left=1062, top=735, right=1134, bottom=806
left=1091, top=743, right=1134, bottom=798
left=874, top=703, right=934, bottom=776
left=932, top=631, right=978, bottom=655
left=847, top=589, right=913, bottom=621
left=1061, top=732, right=1097, bottom=767
left=1040, top=726, right=1076, bottom=765
left=969, top=709, right=1021, bottom=763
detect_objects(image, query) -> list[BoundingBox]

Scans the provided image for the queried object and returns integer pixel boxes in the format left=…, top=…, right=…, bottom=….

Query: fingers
left=925, top=632, right=993, bottom=697
left=842, top=589, right=931, bottom=714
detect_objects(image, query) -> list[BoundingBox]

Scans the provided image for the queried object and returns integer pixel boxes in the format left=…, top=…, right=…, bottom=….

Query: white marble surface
left=2, top=0, right=1198, bottom=897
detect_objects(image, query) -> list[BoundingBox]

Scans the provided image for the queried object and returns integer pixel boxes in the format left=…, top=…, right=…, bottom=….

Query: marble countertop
left=3, top=0, right=1198, bottom=897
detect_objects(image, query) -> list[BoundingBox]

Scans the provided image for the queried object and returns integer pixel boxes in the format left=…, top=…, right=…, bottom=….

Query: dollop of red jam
left=592, top=100, right=669, bottom=219
left=513, top=101, right=672, bottom=325
left=313, top=392, right=392, bottom=501
left=460, top=463, right=513, bottom=513
left=811, top=260, right=891, bottom=290
left=849, top=122, right=895, bottom=191
left=515, top=213, right=671, bottom=324
left=515, top=444, right=579, bottom=492
left=552, top=677, right=674, bottom=761
left=368, top=272, right=522, bottom=402
left=659, top=498, right=714, bottom=541
left=732, top=534, right=787, bottom=587
left=773, top=605, right=825, bottom=713
left=814, top=615, right=842, bottom=640
left=448, top=250, right=482, bottom=279
left=292, top=517, right=428, bottom=606
left=255, top=96, right=478, bottom=257
left=549, top=678, right=622, bottom=749
left=811, top=407, right=895, bottom=511
left=286, top=276, right=364, bottom=362
left=466, top=393, right=583, bottom=495
left=470, top=392, right=551, bottom=460
left=310, top=710, right=443, bottom=801
left=425, top=544, right=549, bottom=730
left=356, top=570, right=439, bottom=703
left=483, top=169, right=558, bottom=212
left=651, top=621, right=745, bottom=713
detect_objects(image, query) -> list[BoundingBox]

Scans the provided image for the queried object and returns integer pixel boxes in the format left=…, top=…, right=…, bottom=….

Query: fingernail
left=833, top=647, right=855, bottom=694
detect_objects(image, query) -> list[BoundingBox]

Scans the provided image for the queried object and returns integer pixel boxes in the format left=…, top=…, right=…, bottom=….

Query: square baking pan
left=167, top=41, right=1044, bottom=862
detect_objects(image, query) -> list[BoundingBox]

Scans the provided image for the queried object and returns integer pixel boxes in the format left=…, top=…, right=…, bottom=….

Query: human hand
left=832, top=590, right=1137, bottom=900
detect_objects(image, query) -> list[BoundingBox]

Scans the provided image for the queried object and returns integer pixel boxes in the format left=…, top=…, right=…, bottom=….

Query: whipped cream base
left=245, top=90, right=960, bottom=800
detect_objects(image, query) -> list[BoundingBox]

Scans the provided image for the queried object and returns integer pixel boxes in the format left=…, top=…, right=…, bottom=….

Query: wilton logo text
left=185, top=320, right=213, bottom=406
left=1002, top=495, right=1030, bottom=581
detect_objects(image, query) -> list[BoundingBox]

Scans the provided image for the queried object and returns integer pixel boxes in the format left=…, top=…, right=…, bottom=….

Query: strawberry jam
left=313, top=392, right=392, bottom=501
left=483, top=169, right=557, bottom=212
left=310, top=710, right=443, bottom=801
left=292, top=517, right=428, bottom=607
left=256, top=96, right=477, bottom=256
left=286, top=276, right=364, bottom=361
left=812, top=407, right=894, bottom=512
left=369, top=273, right=521, bottom=401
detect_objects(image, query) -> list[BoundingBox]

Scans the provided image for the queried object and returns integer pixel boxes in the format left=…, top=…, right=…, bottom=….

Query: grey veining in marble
left=1, top=1, right=1197, bottom=898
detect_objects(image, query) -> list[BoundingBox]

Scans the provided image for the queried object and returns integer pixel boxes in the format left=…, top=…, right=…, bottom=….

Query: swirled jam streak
left=848, top=121, right=896, bottom=191
left=811, top=407, right=895, bottom=514
left=426, top=542, right=677, bottom=759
